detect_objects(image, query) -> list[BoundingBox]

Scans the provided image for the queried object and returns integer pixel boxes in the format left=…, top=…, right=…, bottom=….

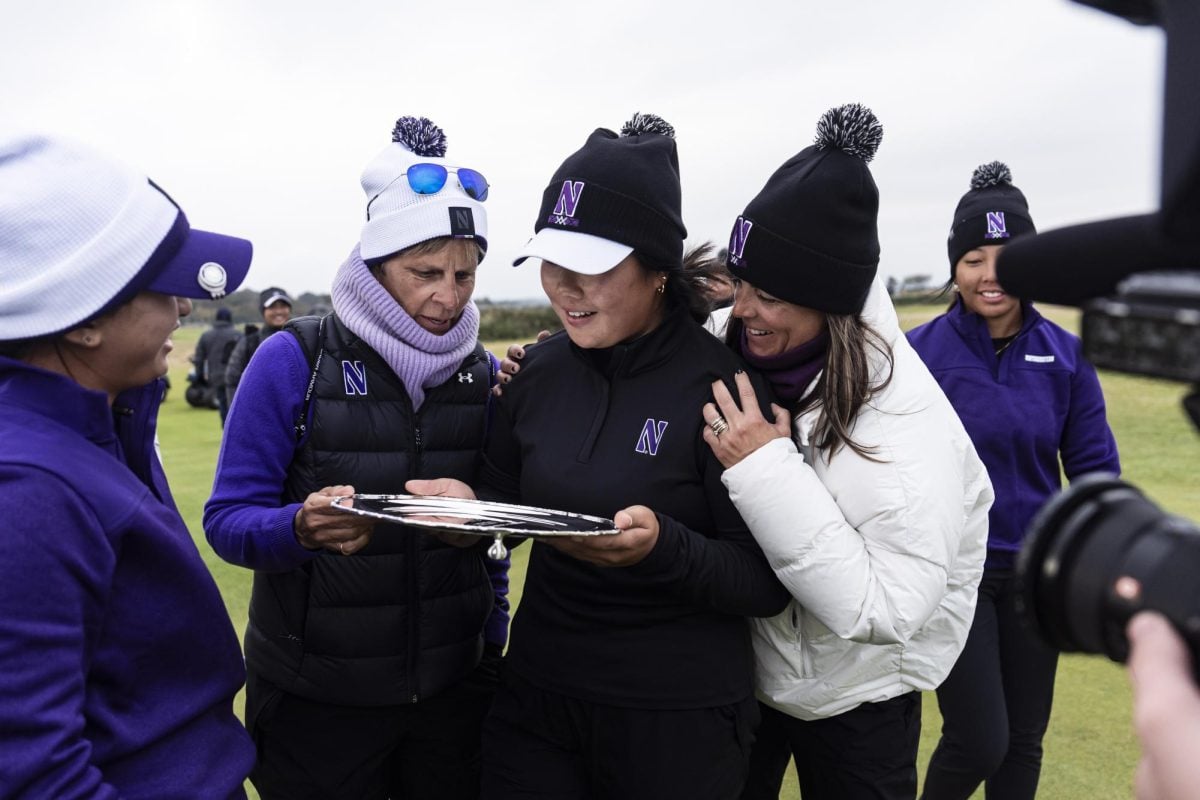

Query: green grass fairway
left=161, top=307, right=1198, bottom=798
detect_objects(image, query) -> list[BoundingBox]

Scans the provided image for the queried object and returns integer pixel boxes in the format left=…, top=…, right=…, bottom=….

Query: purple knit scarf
left=739, top=328, right=830, bottom=403
left=331, top=245, right=479, bottom=411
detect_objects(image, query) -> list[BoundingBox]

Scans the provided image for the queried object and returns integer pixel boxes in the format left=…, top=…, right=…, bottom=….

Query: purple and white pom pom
left=391, top=116, right=448, bottom=158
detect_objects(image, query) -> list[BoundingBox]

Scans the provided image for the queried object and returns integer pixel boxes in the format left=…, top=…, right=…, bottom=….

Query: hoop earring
left=656, top=278, right=666, bottom=295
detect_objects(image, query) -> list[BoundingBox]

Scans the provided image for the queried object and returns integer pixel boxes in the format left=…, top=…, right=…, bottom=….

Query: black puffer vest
left=244, top=314, right=495, bottom=706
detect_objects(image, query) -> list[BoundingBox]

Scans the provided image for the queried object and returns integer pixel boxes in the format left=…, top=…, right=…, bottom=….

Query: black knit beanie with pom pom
left=946, top=160, right=1036, bottom=277
left=516, top=112, right=687, bottom=272
left=726, top=103, right=884, bottom=315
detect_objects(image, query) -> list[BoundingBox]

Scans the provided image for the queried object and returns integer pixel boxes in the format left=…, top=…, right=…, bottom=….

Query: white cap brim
left=262, top=293, right=292, bottom=308
left=511, top=228, right=632, bottom=275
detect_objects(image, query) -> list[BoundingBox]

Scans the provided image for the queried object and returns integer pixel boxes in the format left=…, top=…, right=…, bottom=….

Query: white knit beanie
left=0, top=134, right=252, bottom=340
left=359, top=116, right=488, bottom=263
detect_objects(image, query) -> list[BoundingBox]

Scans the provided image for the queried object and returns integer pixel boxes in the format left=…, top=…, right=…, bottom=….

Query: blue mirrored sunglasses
left=406, top=163, right=489, bottom=202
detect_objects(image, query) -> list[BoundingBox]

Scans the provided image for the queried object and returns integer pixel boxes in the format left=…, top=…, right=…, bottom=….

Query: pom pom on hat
left=947, top=159, right=1036, bottom=274
left=814, top=103, right=883, bottom=163
left=723, top=103, right=883, bottom=315
left=620, top=112, right=676, bottom=139
left=391, top=116, right=448, bottom=158
left=514, top=111, right=686, bottom=275
left=970, top=160, right=1013, bottom=189
left=360, top=114, right=487, bottom=263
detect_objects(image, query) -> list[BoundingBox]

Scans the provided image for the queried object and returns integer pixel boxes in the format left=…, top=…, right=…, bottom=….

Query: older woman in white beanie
left=203, top=115, right=507, bottom=800
left=0, top=135, right=256, bottom=797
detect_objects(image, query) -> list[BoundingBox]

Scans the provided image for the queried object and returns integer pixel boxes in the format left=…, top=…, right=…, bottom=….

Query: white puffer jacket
left=721, top=278, right=991, bottom=720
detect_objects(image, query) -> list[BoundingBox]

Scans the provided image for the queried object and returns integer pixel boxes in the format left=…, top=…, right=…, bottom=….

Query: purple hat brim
left=144, top=226, right=253, bottom=300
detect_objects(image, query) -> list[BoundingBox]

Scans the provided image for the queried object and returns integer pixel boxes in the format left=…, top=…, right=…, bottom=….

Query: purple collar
left=738, top=328, right=829, bottom=403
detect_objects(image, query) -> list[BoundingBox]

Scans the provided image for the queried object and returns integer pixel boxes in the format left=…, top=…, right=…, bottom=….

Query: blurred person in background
left=193, top=305, right=241, bottom=424
left=225, top=285, right=292, bottom=404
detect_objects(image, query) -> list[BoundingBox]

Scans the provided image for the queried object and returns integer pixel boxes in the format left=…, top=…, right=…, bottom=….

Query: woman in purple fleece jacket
left=908, top=162, right=1121, bottom=800
left=0, top=135, right=255, bottom=798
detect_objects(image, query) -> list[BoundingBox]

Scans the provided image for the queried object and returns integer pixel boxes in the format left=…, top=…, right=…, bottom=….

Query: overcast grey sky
left=1, top=1, right=1164, bottom=302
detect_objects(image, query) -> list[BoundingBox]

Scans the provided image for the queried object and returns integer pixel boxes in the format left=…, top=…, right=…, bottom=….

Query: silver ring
left=338, top=542, right=347, bottom=555
left=710, top=416, right=730, bottom=437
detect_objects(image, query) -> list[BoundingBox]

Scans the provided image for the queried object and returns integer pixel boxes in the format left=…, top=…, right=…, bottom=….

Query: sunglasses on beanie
left=406, top=163, right=489, bottom=201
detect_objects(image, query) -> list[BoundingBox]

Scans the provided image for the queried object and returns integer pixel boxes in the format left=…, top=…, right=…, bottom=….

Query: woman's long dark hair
left=725, top=298, right=895, bottom=461
left=636, top=241, right=723, bottom=324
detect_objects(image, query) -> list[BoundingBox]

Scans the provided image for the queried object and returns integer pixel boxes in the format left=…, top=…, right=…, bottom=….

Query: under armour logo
left=458, top=372, right=473, bottom=383
left=342, top=360, right=368, bottom=395
left=635, top=418, right=669, bottom=456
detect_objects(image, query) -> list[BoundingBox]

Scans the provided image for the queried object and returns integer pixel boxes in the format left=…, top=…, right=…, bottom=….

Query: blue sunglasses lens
left=405, top=163, right=488, bottom=202
left=407, top=163, right=449, bottom=194
left=457, top=168, right=489, bottom=201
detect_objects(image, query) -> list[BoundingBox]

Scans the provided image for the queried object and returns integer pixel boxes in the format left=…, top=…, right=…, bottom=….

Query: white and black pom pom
left=390, top=116, right=448, bottom=158
left=813, top=103, right=883, bottom=162
left=620, top=112, right=676, bottom=139
left=970, top=161, right=1013, bottom=190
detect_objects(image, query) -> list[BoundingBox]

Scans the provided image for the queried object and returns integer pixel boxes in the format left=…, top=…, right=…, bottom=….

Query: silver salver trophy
left=331, top=494, right=620, bottom=559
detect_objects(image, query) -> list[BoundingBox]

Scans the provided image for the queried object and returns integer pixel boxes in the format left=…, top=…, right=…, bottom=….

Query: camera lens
left=1017, top=472, right=1200, bottom=669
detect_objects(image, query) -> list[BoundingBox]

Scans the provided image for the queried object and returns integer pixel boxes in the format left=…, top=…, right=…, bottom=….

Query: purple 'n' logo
left=634, top=419, right=669, bottom=456
left=985, top=211, right=1010, bottom=239
left=728, top=216, right=753, bottom=266
left=549, top=180, right=584, bottom=227
left=342, top=360, right=368, bottom=395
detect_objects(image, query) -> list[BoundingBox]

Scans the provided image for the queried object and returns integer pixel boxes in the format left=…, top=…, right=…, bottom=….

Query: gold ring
left=710, top=416, right=730, bottom=437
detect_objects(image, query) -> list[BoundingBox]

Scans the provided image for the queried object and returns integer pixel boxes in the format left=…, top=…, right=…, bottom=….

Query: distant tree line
left=886, top=274, right=949, bottom=305
left=477, top=302, right=560, bottom=341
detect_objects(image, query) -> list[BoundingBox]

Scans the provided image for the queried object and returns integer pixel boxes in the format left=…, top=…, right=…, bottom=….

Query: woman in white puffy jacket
left=702, top=105, right=992, bottom=800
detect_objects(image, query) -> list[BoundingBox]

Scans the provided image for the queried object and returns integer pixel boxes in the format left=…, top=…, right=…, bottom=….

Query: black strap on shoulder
left=285, top=314, right=329, bottom=444
left=483, top=346, right=498, bottom=445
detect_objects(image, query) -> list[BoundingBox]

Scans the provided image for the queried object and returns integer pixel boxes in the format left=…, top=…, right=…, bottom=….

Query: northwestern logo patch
left=449, top=207, right=476, bottom=238
left=548, top=180, right=584, bottom=227
left=728, top=216, right=753, bottom=267
left=985, top=211, right=1010, bottom=239
left=342, top=360, right=368, bottom=395
left=635, top=418, right=669, bottom=456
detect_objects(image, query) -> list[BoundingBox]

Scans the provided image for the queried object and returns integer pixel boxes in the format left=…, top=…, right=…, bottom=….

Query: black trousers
left=921, top=570, right=1059, bottom=800
left=740, top=692, right=921, bottom=800
left=246, top=649, right=501, bottom=800
left=481, top=670, right=758, bottom=800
